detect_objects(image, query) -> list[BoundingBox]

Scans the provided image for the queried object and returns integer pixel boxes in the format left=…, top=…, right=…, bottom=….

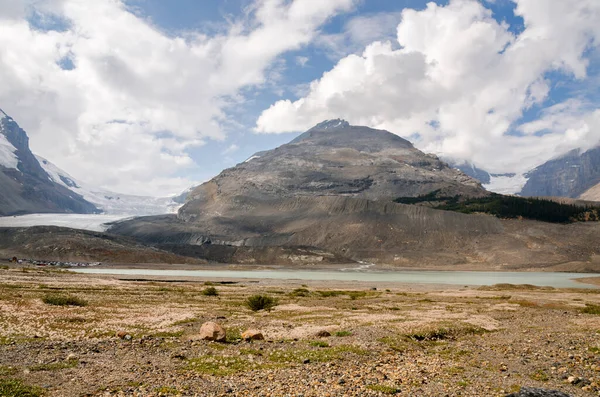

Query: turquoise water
left=71, top=268, right=600, bottom=289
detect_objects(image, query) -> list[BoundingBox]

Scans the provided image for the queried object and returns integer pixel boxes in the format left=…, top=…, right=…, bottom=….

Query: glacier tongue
left=36, top=155, right=184, bottom=216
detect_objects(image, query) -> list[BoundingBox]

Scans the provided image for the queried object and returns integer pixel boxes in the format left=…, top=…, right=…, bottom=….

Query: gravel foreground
left=1, top=267, right=600, bottom=396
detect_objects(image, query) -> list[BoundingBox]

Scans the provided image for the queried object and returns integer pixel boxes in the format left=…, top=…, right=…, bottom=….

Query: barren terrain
left=1, top=266, right=600, bottom=396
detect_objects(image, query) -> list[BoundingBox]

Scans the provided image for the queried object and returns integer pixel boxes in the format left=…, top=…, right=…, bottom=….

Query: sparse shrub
left=42, top=294, right=87, bottom=307
left=245, top=295, right=278, bottom=312
left=202, top=287, right=219, bottom=296
left=310, top=341, right=329, bottom=348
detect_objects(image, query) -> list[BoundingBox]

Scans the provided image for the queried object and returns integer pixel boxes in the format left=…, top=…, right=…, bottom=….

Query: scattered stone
left=198, top=321, right=226, bottom=342
left=124, top=334, right=132, bottom=341
left=505, top=387, right=572, bottom=397
left=303, top=359, right=310, bottom=364
left=116, top=331, right=127, bottom=339
left=315, top=330, right=331, bottom=338
left=241, top=329, right=264, bottom=341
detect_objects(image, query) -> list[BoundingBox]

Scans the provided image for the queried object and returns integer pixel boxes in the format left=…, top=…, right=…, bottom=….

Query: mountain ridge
left=0, top=109, right=99, bottom=216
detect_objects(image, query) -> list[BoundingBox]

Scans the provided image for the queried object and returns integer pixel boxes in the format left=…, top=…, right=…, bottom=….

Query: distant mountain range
left=0, top=109, right=185, bottom=216
left=449, top=147, right=600, bottom=201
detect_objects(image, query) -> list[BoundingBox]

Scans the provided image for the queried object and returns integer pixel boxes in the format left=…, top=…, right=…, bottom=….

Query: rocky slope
left=520, top=147, right=600, bottom=199
left=0, top=109, right=99, bottom=216
left=0, top=226, right=202, bottom=264
left=110, top=120, right=600, bottom=270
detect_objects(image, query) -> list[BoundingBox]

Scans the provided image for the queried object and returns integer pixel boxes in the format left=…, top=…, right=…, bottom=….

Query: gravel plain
left=1, top=266, right=600, bottom=396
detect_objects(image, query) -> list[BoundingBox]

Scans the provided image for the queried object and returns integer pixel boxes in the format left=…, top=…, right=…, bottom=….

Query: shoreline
left=68, top=264, right=600, bottom=289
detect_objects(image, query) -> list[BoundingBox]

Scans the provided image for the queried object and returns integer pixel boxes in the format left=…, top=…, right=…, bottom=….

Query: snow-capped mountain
left=0, top=109, right=99, bottom=216
left=36, top=155, right=184, bottom=216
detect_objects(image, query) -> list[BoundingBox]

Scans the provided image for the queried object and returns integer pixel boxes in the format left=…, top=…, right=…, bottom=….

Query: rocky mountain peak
left=311, top=119, right=350, bottom=130
left=289, top=120, right=414, bottom=153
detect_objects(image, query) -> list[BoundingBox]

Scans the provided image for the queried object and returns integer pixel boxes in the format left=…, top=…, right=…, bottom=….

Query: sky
left=0, top=0, right=599, bottom=196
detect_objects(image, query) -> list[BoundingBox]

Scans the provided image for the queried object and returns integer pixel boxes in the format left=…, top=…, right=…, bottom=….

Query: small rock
left=303, top=359, right=310, bottom=364
left=567, top=376, right=578, bottom=385
left=242, top=329, right=264, bottom=341
left=66, top=353, right=77, bottom=361
left=116, top=331, right=127, bottom=339
left=198, top=321, right=226, bottom=342
left=124, top=334, right=132, bottom=341
left=315, top=330, right=331, bottom=338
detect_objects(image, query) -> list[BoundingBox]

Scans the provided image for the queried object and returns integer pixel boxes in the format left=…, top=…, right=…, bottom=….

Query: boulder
left=315, top=330, right=331, bottom=338
left=198, top=322, right=226, bottom=342
left=241, top=329, right=264, bottom=341
left=505, top=387, right=572, bottom=397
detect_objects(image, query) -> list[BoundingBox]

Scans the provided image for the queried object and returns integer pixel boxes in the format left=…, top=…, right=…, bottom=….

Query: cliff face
left=520, top=147, right=600, bottom=199
left=0, top=110, right=99, bottom=216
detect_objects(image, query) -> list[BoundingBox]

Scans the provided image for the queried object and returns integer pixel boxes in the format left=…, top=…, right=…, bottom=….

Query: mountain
left=111, top=120, right=507, bottom=266
left=0, top=109, right=99, bottom=216
left=36, top=155, right=183, bottom=216
left=520, top=147, right=600, bottom=199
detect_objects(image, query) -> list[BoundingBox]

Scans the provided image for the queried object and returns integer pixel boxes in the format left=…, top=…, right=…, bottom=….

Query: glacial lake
left=71, top=268, right=600, bottom=289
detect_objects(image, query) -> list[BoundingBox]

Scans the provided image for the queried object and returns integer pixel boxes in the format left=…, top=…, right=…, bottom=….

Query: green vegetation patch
left=0, top=379, right=44, bottom=397
left=42, top=294, right=87, bottom=307
left=0, top=365, right=17, bottom=377
left=395, top=191, right=599, bottom=223
left=289, top=288, right=311, bottom=297
left=530, top=369, right=549, bottom=382
left=29, top=358, right=78, bottom=372
left=267, top=345, right=368, bottom=364
left=405, top=322, right=487, bottom=342
left=334, top=330, right=352, bottom=337
left=366, top=384, right=401, bottom=394
left=581, top=304, right=600, bottom=314
left=245, top=294, right=278, bottom=312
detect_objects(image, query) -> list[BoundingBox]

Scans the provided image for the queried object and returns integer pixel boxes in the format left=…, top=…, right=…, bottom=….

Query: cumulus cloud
left=0, top=0, right=356, bottom=195
left=256, top=0, right=600, bottom=174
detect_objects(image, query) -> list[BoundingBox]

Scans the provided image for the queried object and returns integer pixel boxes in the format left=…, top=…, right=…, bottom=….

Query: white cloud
left=222, top=144, right=239, bottom=155
left=0, top=0, right=357, bottom=195
left=256, top=0, right=600, bottom=174
left=295, top=56, right=309, bottom=67
left=317, top=11, right=403, bottom=59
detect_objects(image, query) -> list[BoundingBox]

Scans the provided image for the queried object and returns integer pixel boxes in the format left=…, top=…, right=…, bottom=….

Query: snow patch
left=36, top=155, right=183, bottom=216
left=0, top=133, right=18, bottom=170
left=484, top=174, right=528, bottom=195
left=244, top=155, right=261, bottom=163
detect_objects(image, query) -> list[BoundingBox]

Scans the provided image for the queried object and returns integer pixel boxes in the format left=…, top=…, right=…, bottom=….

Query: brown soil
left=1, top=267, right=600, bottom=396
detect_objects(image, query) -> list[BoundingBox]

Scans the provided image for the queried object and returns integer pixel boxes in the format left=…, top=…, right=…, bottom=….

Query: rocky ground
left=1, top=267, right=600, bottom=396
